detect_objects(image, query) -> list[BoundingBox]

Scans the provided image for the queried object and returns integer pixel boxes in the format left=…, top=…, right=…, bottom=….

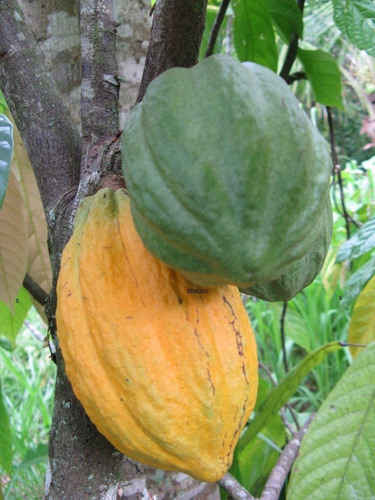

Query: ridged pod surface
left=56, top=188, right=258, bottom=483
left=122, top=54, right=332, bottom=287
left=242, top=198, right=333, bottom=302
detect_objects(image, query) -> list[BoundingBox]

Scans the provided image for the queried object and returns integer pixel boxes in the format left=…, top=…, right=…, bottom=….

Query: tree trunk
left=1, top=0, right=219, bottom=498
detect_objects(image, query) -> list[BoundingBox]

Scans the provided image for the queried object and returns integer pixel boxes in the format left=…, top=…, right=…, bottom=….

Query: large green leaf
left=238, top=342, right=343, bottom=451
left=332, top=0, right=375, bottom=57
left=265, top=0, right=303, bottom=42
left=0, top=287, right=32, bottom=347
left=288, top=342, right=375, bottom=499
left=298, top=48, right=344, bottom=108
left=0, top=379, right=12, bottom=473
left=232, top=0, right=278, bottom=72
left=348, top=275, right=375, bottom=358
left=340, top=255, right=375, bottom=308
left=0, top=115, right=13, bottom=210
left=336, top=217, right=375, bottom=263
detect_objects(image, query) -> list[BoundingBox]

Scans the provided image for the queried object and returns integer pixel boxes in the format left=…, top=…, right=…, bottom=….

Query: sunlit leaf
left=0, top=287, right=32, bottom=346
left=0, top=114, right=13, bottom=209
left=332, top=0, right=375, bottom=57
left=232, top=0, right=278, bottom=72
left=298, top=48, right=344, bottom=108
left=0, top=170, right=28, bottom=313
left=348, top=275, right=375, bottom=358
left=288, top=342, right=375, bottom=499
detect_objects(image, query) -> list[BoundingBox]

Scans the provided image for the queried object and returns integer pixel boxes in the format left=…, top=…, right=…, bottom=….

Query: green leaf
left=238, top=342, right=343, bottom=451
left=340, top=256, right=375, bottom=308
left=0, top=287, right=32, bottom=346
left=336, top=217, right=375, bottom=263
left=265, top=0, right=303, bottom=42
left=298, top=48, right=344, bottom=108
left=0, top=115, right=13, bottom=210
left=232, top=0, right=278, bottom=72
left=332, top=0, right=375, bottom=57
left=288, top=342, right=375, bottom=499
left=0, top=379, right=12, bottom=473
left=348, top=275, right=375, bottom=358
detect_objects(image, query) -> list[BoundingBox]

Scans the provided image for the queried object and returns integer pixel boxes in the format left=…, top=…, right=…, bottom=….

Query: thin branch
left=279, top=0, right=305, bottom=84
left=326, top=106, right=351, bottom=240
left=280, top=302, right=289, bottom=373
left=136, top=0, right=208, bottom=103
left=218, top=472, right=257, bottom=500
left=259, top=413, right=315, bottom=500
left=205, top=0, right=230, bottom=57
left=0, top=0, right=81, bottom=212
left=23, top=274, right=48, bottom=306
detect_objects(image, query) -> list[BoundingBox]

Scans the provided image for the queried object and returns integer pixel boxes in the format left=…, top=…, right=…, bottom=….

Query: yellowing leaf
left=10, top=120, right=52, bottom=319
left=0, top=170, right=28, bottom=313
left=348, top=274, right=375, bottom=358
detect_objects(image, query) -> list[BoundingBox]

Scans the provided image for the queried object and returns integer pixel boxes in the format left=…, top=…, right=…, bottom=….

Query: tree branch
left=79, top=0, right=120, bottom=146
left=0, top=0, right=81, bottom=212
left=326, top=106, right=352, bottom=239
left=205, top=0, right=230, bottom=57
left=23, top=273, right=48, bottom=306
left=219, top=472, right=257, bottom=500
left=279, top=0, right=305, bottom=84
left=136, top=0, right=208, bottom=103
left=259, top=413, right=314, bottom=500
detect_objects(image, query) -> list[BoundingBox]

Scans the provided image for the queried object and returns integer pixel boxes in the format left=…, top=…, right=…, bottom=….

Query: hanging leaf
left=332, top=0, right=375, bottom=57
left=0, top=114, right=13, bottom=210
left=0, top=170, right=28, bottom=313
left=232, top=0, right=278, bottom=72
left=288, top=342, right=375, bottom=499
left=10, top=120, right=52, bottom=319
left=265, top=0, right=303, bottom=43
left=238, top=342, right=343, bottom=451
left=348, top=275, right=375, bottom=358
left=340, top=256, right=375, bottom=308
left=298, top=48, right=344, bottom=108
left=0, top=379, right=12, bottom=474
left=336, top=217, right=375, bottom=263
left=0, top=287, right=32, bottom=347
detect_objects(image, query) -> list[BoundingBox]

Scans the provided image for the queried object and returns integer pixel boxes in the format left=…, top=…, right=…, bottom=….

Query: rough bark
left=137, top=0, right=208, bottom=102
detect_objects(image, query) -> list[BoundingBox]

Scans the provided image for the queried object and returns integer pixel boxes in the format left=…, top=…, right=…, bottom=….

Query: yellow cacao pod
left=56, top=188, right=258, bottom=483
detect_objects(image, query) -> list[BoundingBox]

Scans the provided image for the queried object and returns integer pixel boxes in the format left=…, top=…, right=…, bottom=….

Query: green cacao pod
left=241, top=198, right=333, bottom=301
left=122, top=54, right=331, bottom=287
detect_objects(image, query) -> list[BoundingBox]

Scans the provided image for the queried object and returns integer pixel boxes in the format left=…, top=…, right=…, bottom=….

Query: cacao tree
left=0, top=0, right=375, bottom=499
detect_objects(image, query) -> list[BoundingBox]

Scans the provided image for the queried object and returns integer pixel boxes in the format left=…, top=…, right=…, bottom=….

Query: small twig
left=23, top=273, right=48, bottom=306
left=218, top=472, right=257, bottom=500
left=259, top=413, right=315, bottom=500
left=205, top=0, right=230, bottom=57
left=24, top=319, right=44, bottom=341
left=280, top=302, right=288, bottom=373
left=326, top=106, right=351, bottom=240
left=279, top=0, right=305, bottom=84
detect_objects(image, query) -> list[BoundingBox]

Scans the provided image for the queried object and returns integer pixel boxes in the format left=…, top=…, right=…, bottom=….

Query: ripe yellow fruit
left=56, top=188, right=258, bottom=482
